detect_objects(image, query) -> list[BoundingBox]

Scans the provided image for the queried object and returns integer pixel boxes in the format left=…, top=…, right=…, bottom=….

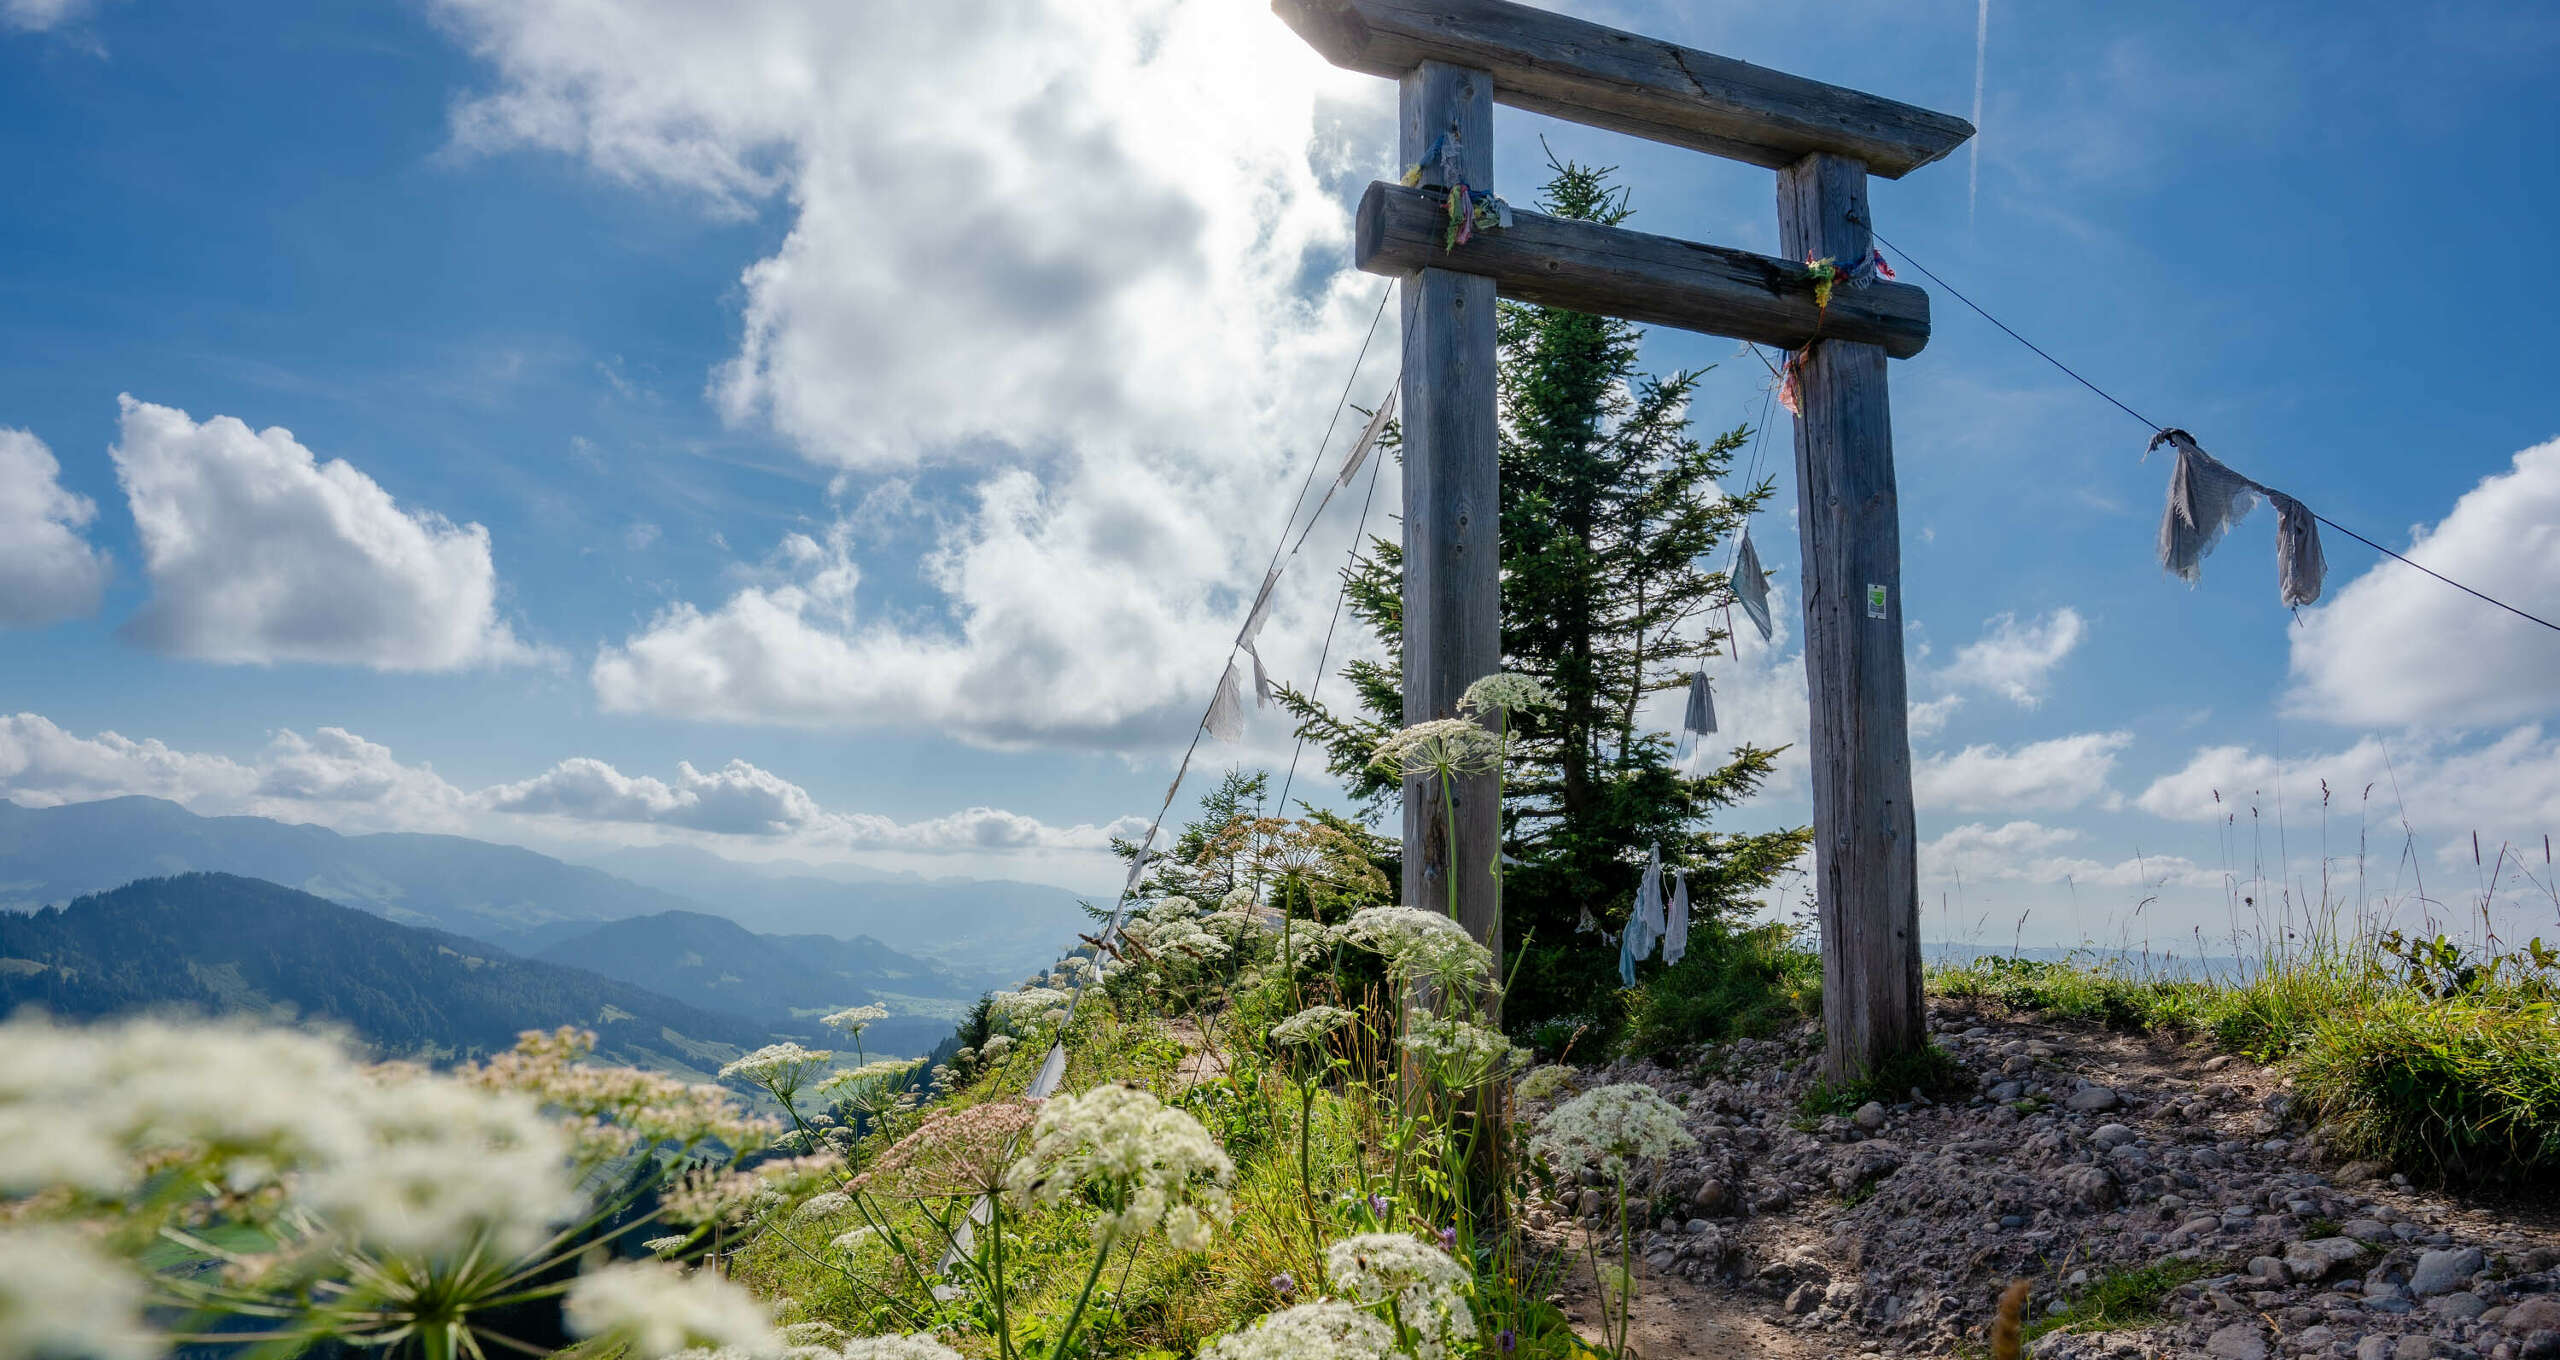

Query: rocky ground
left=1524, top=999, right=2560, bottom=1360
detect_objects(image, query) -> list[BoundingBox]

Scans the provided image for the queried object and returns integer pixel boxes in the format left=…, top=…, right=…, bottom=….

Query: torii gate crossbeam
left=1281, top=0, right=1972, bottom=1082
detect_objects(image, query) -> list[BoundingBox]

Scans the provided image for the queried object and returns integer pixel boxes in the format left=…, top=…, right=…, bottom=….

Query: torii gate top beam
left=1277, top=0, right=1974, bottom=178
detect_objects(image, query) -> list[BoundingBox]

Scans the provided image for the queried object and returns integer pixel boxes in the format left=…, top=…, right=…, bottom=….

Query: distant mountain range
left=532, top=910, right=969, bottom=1053
left=0, top=796, right=1089, bottom=983
left=573, top=842, right=1092, bottom=986
left=0, top=874, right=785, bottom=1076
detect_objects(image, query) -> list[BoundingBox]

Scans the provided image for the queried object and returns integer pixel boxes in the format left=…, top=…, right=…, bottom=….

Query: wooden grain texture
left=1275, top=0, right=1972, bottom=178
left=1398, top=62, right=1504, bottom=986
left=1776, top=152, right=1924, bottom=1085
left=1357, top=180, right=1931, bottom=357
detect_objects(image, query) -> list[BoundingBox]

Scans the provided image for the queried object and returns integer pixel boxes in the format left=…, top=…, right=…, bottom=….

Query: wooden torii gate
left=1278, top=0, right=1974, bottom=1082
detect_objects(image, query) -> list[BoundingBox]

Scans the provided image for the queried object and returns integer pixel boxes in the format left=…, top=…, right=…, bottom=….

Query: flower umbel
left=1001, top=1085, right=1234, bottom=1250
left=1369, top=717, right=1506, bottom=783
left=1530, top=1082, right=1697, bottom=1175
left=1325, top=1232, right=1478, bottom=1360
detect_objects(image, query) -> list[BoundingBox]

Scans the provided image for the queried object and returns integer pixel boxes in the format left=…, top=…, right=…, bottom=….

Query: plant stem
left=1440, top=769, right=1461, bottom=921
left=1615, top=1168, right=1632, bottom=1355
left=1047, top=1233, right=1118, bottom=1360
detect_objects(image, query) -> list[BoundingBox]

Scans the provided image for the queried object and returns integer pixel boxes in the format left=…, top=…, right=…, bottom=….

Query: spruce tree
left=1278, top=159, right=1811, bottom=1034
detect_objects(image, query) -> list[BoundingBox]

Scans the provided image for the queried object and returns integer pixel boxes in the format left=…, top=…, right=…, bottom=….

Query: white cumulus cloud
left=1922, top=819, right=2196, bottom=889
left=0, top=428, right=110, bottom=626
left=109, top=396, right=548, bottom=671
left=481, top=756, right=824, bottom=836
left=1936, top=607, right=2085, bottom=707
left=2285, top=437, right=2560, bottom=727
left=1916, top=731, right=2130, bottom=812
left=436, top=0, right=1391, bottom=748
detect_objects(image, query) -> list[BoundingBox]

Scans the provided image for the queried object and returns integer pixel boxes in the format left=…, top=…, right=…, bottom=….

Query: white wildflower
left=1531, top=1083, right=1696, bottom=1175
left=719, top=1044, right=834, bottom=1097
left=1269, top=1005, right=1354, bottom=1050
left=793, top=1191, right=851, bottom=1222
left=780, top=1323, right=844, bottom=1349
left=1002, top=1084, right=1234, bottom=1249
left=297, top=1074, right=582, bottom=1261
left=837, top=1338, right=966, bottom=1360
left=1399, top=1010, right=1528, bottom=1089
left=1218, top=886, right=1258, bottom=914
left=820, top=1005, right=889, bottom=1036
left=1335, top=906, right=1493, bottom=986
left=565, top=1260, right=782, bottom=1360
left=1369, top=717, right=1506, bottom=781
left=0, top=1226, right=158, bottom=1360
left=643, top=1235, right=694, bottom=1255
left=1325, top=1232, right=1477, bottom=1359
left=1516, top=1064, right=1576, bottom=1103
left=980, top=1034, right=1017, bottom=1062
left=1200, top=1301, right=1397, bottom=1360
left=829, top=1227, right=879, bottom=1254
left=1459, top=671, right=1555, bottom=716
left=986, top=987, right=1073, bottom=1035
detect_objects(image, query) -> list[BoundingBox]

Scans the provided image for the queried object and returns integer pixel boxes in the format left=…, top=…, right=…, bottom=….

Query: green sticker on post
left=1866, top=583, right=1888, bottom=620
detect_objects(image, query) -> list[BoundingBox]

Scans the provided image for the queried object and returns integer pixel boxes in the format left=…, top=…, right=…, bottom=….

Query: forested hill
left=533, top=910, right=968, bottom=1056
left=0, top=873, right=789, bottom=1075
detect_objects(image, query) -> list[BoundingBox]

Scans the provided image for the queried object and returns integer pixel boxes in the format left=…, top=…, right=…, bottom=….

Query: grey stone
left=2358, top=1338, right=2394, bottom=1360
left=1852, top=1100, right=1887, bottom=1131
left=2091, top=1122, right=2138, bottom=1149
left=2206, top=1322, right=2270, bottom=1359
left=2431, top=1291, right=2490, bottom=1322
left=2392, top=1335, right=2436, bottom=1360
left=2285, top=1237, right=2370, bottom=1282
left=2335, top=1160, right=2390, bottom=1184
left=2508, top=1298, right=2560, bottom=1333
left=2410, top=1246, right=2485, bottom=1297
left=2246, top=1255, right=2292, bottom=1284
left=1783, top=1282, right=1821, bottom=1314
left=1988, top=1080, right=2025, bottom=1101
left=2522, top=1330, right=2560, bottom=1360
left=2065, top=1085, right=2123, bottom=1113
left=1692, top=1179, right=1731, bottom=1215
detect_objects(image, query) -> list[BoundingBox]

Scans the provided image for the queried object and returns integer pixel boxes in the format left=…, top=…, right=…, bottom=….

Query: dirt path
left=1542, top=1225, right=1832, bottom=1360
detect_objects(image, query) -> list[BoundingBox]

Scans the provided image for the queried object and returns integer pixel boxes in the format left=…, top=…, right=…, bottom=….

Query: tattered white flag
left=1663, top=869, right=1690, bottom=967
left=1336, top=381, right=1399, bottom=489
left=1236, top=565, right=1282, bottom=649
left=2267, top=490, right=2328, bottom=608
left=1244, top=640, right=1274, bottom=708
left=2153, top=429, right=2261, bottom=583
left=1205, top=661, right=1246, bottom=743
left=1731, top=528, right=1774, bottom=642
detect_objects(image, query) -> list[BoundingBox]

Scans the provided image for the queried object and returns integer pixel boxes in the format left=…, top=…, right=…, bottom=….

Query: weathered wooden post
left=1396, top=59, right=1504, bottom=987
left=1281, top=0, right=1970, bottom=1086
left=1778, top=154, right=1926, bottom=1079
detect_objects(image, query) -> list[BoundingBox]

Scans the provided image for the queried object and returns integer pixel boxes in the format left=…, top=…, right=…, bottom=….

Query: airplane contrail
left=1970, top=0, right=1990, bottom=225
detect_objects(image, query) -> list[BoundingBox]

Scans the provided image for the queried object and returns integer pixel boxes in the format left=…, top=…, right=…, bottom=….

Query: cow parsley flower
left=719, top=1044, right=835, bottom=1112
left=1399, top=1010, right=1528, bottom=1089
left=0, top=1226, right=158, bottom=1360
left=1334, top=907, right=1493, bottom=986
left=852, top=1101, right=1040, bottom=1200
left=565, top=1260, right=782, bottom=1359
left=1459, top=672, right=1554, bottom=717
left=1269, top=1005, right=1354, bottom=1050
left=1002, top=1085, right=1234, bottom=1250
left=296, top=1074, right=583, bottom=1261
left=1530, top=1083, right=1696, bottom=1175
left=820, top=1005, right=889, bottom=1035
left=979, top=1035, right=1017, bottom=1062
left=1369, top=717, right=1507, bottom=782
left=1325, top=1232, right=1478, bottom=1359
left=1515, top=1064, right=1576, bottom=1104
left=1200, top=1301, right=1397, bottom=1360
left=987, top=987, right=1073, bottom=1035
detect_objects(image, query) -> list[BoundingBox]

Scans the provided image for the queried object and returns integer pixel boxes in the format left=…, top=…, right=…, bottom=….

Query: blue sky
left=3, top=0, right=2556, bottom=951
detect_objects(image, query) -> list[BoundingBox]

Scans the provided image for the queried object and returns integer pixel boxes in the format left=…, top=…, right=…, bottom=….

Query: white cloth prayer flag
left=2153, top=429, right=2260, bottom=583
left=2267, top=490, right=2328, bottom=608
left=1731, top=529, right=1773, bottom=642
left=1236, top=565, right=1282, bottom=648
left=1663, top=869, right=1690, bottom=967
left=1205, top=661, right=1246, bottom=743
left=1245, top=640, right=1274, bottom=708
left=1336, top=382, right=1398, bottom=489
left=1683, top=669, right=1716, bottom=737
